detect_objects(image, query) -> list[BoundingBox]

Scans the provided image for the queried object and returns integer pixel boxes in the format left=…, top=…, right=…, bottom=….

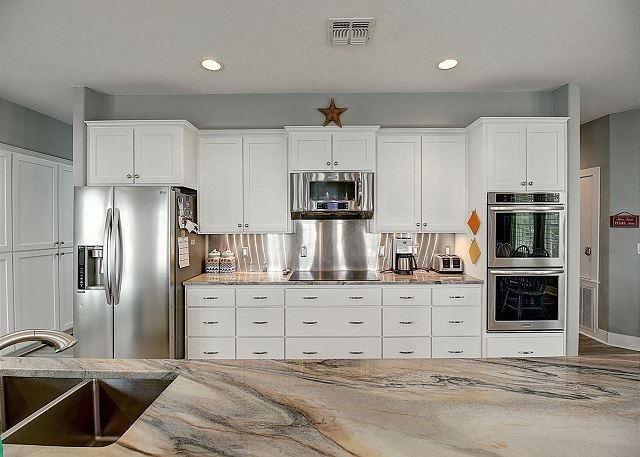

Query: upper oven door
left=488, top=205, right=565, bottom=268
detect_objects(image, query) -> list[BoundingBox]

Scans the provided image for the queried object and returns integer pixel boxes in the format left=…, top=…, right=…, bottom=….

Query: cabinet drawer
left=286, top=337, right=381, bottom=359
left=286, top=307, right=381, bottom=337
left=236, top=288, right=284, bottom=307
left=187, top=288, right=235, bottom=307
left=187, top=337, right=235, bottom=359
left=432, top=337, right=481, bottom=358
left=486, top=334, right=564, bottom=358
left=187, top=308, right=235, bottom=337
left=236, top=308, right=284, bottom=337
left=432, top=287, right=481, bottom=306
left=383, top=337, right=431, bottom=358
left=286, top=288, right=381, bottom=306
left=431, top=307, right=480, bottom=336
left=383, top=307, right=431, bottom=336
left=237, top=338, right=284, bottom=359
left=383, top=288, right=431, bottom=306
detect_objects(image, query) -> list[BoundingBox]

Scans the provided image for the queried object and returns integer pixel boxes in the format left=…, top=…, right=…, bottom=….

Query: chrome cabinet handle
left=326, top=161, right=331, bottom=166
left=302, top=296, right=318, bottom=300
left=399, top=296, right=414, bottom=300
left=237, top=223, right=242, bottom=228
left=60, top=252, right=65, bottom=256
left=253, top=321, right=268, bottom=325
left=203, top=351, right=219, bottom=355
left=399, top=350, right=414, bottom=354
left=520, top=181, right=526, bottom=186
left=399, top=321, right=414, bottom=325
left=203, top=296, right=219, bottom=300
left=244, top=224, right=249, bottom=228
left=202, top=321, right=219, bottom=324
left=349, top=296, right=363, bottom=300
left=449, top=295, right=465, bottom=299
left=349, top=351, right=364, bottom=355
left=134, top=174, right=140, bottom=179
left=60, top=241, right=65, bottom=244
left=448, top=320, right=464, bottom=324
left=348, top=321, right=364, bottom=324
left=448, top=350, right=464, bottom=354
left=334, top=161, right=338, bottom=166
left=528, top=181, right=533, bottom=186
left=303, top=351, right=317, bottom=355
left=54, top=241, right=59, bottom=245
left=423, top=222, right=428, bottom=226
left=126, top=174, right=132, bottom=179
left=518, top=351, right=534, bottom=355
left=302, top=321, right=318, bottom=324
left=252, top=351, right=268, bottom=355
left=416, top=223, right=420, bottom=227
left=253, top=296, right=268, bottom=300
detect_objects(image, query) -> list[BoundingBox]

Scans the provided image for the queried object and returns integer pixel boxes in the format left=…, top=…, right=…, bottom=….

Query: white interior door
left=580, top=168, right=600, bottom=281
left=0, top=149, right=11, bottom=252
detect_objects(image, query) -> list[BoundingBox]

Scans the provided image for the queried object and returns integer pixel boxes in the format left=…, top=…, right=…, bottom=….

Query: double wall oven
left=487, top=193, right=566, bottom=331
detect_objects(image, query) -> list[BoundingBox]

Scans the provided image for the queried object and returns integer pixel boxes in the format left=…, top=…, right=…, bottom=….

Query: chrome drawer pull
left=302, top=296, right=318, bottom=300
left=349, top=321, right=364, bottom=324
left=399, top=350, right=414, bottom=354
left=518, top=351, right=534, bottom=355
left=449, top=295, right=464, bottom=299
left=253, top=320, right=268, bottom=325
left=399, top=296, right=415, bottom=299
left=448, top=320, right=464, bottom=324
left=349, top=351, right=364, bottom=355
left=252, top=351, right=268, bottom=355
left=302, top=351, right=317, bottom=355
left=253, top=296, right=268, bottom=300
left=202, top=321, right=219, bottom=324
left=203, top=351, right=219, bottom=355
left=203, top=296, right=219, bottom=300
left=302, top=321, right=318, bottom=325
left=448, top=350, right=464, bottom=354
left=399, top=321, right=415, bottom=325
left=349, top=296, right=363, bottom=300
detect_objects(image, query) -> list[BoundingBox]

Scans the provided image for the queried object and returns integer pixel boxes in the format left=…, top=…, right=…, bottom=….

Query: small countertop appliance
left=432, top=254, right=464, bottom=273
left=393, top=236, right=417, bottom=275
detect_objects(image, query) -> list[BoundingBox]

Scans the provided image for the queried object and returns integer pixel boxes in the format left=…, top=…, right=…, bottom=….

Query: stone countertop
left=184, top=270, right=483, bottom=285
left=1, top=354, right=638, bottom=456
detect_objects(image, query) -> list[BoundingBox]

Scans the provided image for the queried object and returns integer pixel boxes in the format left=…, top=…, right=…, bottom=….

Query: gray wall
left=73, top=87, right=106, bottom=185
left=97, top=92, right=554, bottom=128
left=580, top=109, right=640, bottom=339
left=0, top=96, right=72, bottom=159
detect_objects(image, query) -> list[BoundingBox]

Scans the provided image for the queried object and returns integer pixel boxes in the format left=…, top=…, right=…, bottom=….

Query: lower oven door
left=488, top=269, right=565, bottom=331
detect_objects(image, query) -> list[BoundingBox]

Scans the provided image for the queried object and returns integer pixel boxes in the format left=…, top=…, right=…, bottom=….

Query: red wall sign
left=610, top=212, right=639, bottom=228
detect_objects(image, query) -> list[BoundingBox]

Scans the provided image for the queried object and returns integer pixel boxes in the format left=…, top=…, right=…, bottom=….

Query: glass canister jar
left=220, top=250, right=236, bottom=274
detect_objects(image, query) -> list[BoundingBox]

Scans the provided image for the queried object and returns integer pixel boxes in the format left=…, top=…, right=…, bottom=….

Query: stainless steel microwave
left=290, top=172, right=374, bottom=219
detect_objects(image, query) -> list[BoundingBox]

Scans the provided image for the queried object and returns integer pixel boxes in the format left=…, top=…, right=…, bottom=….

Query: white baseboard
left=607, top=332, right=640, bottom=351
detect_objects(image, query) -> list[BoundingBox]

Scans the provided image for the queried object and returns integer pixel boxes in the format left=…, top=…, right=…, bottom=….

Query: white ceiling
left=1, top=0, right=639, bottom=124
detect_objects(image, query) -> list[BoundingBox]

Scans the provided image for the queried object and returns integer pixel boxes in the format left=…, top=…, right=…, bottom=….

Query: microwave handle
left=489, top=269, right=564, bottom=276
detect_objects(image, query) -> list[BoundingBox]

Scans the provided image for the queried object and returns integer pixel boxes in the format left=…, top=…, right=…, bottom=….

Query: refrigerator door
left=113, top=186, right=171, bottom=358
left=74, top=186, right=115, bottom=358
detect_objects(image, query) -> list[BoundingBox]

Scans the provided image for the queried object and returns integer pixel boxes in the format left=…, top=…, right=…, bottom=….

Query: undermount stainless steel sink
left=1, top=376, right=174, bottom=447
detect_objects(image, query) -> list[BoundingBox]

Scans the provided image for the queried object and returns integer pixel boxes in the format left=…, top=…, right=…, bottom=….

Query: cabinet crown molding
left=199, top=129, right=286, bottom=137
left=284, top=125, right=380, bottom=132
left=467, top=117, right=569, bottom=130
left=378, top=128, right=467, bottom=135
left=85, top=120, right=198, bottom=132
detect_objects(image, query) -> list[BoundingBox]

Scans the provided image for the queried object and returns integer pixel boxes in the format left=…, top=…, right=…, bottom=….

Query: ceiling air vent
left=328, top=18, right=375, bottom=46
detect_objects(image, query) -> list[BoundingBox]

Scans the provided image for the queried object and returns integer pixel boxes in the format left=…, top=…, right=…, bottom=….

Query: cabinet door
left=526, top=124, right=566, bottom=191
left=58, top=164, right=74, bottom=247
left=133, top=126, right=181, bottom=184
left=13, top=249, right=59, bottom=332
left=58, top=248, right=74, bottom=331
left=332, top=131, right=375, bottom=171
left=88, top=126, right=134, bottom=185
left=375, top=136, right=422, bottom=232
left=0, top=149, right=11, bottom=252
left=13, top=154, right=58, bottom=251
left=288, top=132, right=332, bottom=171
left=0, top=253, right=14, bottom=355
left=421, top=135, right=467, bottom=232
left=243, top=135, right=289, bottom=232
left=487, top=124, right=527, bottom=191
left=198, top=137, right=244, bottom=233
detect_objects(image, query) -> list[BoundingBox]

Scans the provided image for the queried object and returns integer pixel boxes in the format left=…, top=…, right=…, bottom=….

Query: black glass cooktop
left=289, top=270, right=380, bottom=282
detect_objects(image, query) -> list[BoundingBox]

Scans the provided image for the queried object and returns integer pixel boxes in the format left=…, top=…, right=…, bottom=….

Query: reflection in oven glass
left=495, top=275, right=559, bottom=321
left=495, top=212, right=559, bottom=258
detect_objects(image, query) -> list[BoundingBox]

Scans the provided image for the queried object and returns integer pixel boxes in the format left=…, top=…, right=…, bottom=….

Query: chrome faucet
left=0, top=330, right=78, bottom=353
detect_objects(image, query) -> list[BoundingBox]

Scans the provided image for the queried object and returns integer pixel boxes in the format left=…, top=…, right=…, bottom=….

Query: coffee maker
left=393, top=236, right=418, bottom=275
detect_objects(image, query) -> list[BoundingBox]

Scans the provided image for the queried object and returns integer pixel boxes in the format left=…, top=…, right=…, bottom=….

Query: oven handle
left=489, top=206, right=565, bottom=212
left=489, top=269, right=564, bottom=276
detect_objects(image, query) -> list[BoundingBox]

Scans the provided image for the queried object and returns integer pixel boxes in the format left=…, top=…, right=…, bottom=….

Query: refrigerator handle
left=103, top=209, right=113, bottom=305
left=112, top=208, right=124, bottom=305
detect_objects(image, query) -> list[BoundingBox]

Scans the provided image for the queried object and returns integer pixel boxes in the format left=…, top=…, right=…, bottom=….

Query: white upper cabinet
left=483, top=119, right=567, bottom=192
left=375, top=135, right=422, bottom=232
left=286, top=126, right=378, bottom=171
left=243, top=135, right=289, bottom=232
left=12, top=154, right=58, bottom=251
left=421, top=135, right=467, bottom=232
left=375, top=131, right=467, bottom=233
left=58, top=247, right=74, bottom=331
left=58, top=164, right=74, bottom=247
left=86, top=121, right=197, bottom=187
left=199, top=131, right=289, bottom=234
left=0, top=149, right=11, bottom=252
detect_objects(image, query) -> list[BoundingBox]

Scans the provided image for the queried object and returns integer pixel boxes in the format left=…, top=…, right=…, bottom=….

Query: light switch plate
left=242, top=246, right=249, bottom=257
left=378, top=246, right=385, bottom=257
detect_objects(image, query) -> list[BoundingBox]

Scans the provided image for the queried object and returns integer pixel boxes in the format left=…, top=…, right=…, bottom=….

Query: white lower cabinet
left=286, top=338, right=381, bottom=359
left=383, top=307, right=431, bottom=337
left=286, top=307, right=381, bottom=337
left=431, top=306, right=481, bottom=336
left=383, top=337, right=431, bottom=358
left=237, top=338, right=284, bottom=359
left=187, top=337, right=235, bottom=359
left=485, top=334, right=564, bottom=358
left=187, top=307, right=235, bottom=337
left=432, top=337, right=481, bottom=358
left=236, top=308, right=284, bottom=337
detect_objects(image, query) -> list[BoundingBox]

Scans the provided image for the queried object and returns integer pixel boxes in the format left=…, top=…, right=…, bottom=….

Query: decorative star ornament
left=318, top=98, right=348, bottom=127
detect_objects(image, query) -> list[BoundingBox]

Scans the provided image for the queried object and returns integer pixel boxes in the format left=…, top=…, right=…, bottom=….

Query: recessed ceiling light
left=201, top=59, right=222, bottom=71
left=438, top=59, right=459, bottom=70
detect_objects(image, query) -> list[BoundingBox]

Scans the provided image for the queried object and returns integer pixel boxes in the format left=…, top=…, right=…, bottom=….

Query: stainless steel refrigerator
left=74, top=186, right=205, bottom=359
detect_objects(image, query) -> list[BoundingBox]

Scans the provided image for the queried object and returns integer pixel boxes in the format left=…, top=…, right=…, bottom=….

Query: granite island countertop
left=184, top=270, right=483, bottom=285
left=1, top=354, right=638, bottom=456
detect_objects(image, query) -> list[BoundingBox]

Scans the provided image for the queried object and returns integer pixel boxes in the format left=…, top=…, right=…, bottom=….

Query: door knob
left=585, top=246, right=592, bottom=256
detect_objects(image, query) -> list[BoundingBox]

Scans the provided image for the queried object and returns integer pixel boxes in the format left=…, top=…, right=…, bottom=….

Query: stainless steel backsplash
left=206, top=220, right=454, bottom=272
